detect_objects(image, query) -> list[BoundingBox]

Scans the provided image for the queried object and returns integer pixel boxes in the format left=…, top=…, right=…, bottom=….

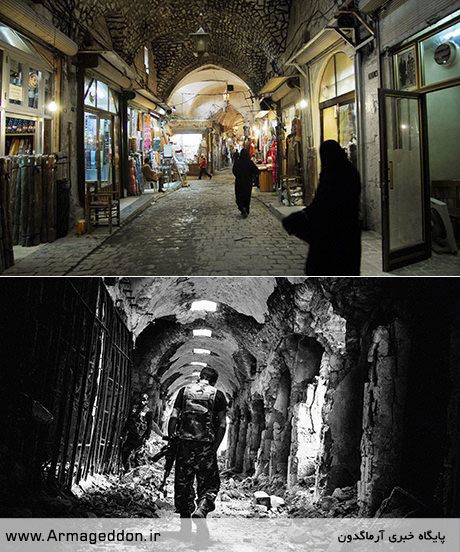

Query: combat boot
left=192, top=498, right=210, bottom=519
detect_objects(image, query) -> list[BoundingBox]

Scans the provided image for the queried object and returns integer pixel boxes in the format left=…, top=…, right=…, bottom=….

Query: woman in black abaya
left=282, top=140, right=362, bottom=276
left=233, top=148, right=259, bottom=218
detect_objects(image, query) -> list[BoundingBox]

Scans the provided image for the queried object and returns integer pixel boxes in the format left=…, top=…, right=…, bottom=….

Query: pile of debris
left=286, top=485, right=358, bottom=517
left=76, top=471, right=165, bottom=518
left=75, top=435, right=171, bottom=518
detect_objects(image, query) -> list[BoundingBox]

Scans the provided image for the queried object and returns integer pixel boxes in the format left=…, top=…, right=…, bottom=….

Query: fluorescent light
left=193, top=348, right=211, bottom=355
left=191, top=361, right=207, bottom=367
left=191, top=300, right=217, bottom=312
left=193, top=329, right=212, bottom=337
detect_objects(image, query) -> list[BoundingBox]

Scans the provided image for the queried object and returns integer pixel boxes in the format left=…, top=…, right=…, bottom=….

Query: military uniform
left=173, top=382, right=227, bottom=516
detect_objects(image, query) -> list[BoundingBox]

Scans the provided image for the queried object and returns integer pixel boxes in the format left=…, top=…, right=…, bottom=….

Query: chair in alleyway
left=85, top=181, right=120, bottom=234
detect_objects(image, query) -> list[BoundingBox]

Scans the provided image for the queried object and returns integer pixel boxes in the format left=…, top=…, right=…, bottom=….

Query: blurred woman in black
left=283, top=140, right=361, bottom=275
left=233, top=148, right=259, bottom=218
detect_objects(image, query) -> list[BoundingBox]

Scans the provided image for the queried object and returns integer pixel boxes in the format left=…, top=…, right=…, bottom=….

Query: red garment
left=200, top=158, right=207, bottom=169
left=271, top=140, right=278, bottom=185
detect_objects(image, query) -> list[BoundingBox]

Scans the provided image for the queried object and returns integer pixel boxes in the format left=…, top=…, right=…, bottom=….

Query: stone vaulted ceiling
left=43, top=0, right=292, bottom=98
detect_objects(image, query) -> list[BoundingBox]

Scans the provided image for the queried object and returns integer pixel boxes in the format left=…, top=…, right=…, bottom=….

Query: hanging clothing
left=0, top=158, right=14, bottom=273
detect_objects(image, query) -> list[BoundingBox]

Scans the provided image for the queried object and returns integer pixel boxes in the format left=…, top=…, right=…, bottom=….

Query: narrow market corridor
left=69, top=172, right=307, bottom=276
left=1, top=1, right=460, bottom=276
left=5, top=171, right=308, bottom=276
left=2, top=277, right=459, bottom=522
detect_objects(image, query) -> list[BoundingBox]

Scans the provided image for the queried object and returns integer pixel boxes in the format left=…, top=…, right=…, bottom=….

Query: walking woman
left=233, top=148, right=259, bottom=218
left=282, top=140, right=361, bottom=275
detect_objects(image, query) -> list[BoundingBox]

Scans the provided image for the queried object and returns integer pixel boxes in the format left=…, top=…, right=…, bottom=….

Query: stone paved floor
left=3, top=169, right=460, bottom=276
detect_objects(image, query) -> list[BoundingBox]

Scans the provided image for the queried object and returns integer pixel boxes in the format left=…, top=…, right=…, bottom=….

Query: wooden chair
left=85, top=181, right=120, bottom=234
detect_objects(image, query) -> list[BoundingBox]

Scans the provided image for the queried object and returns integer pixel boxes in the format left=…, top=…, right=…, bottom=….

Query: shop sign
left=164, top=144, right=173, bottom=158
left=9, top=84, right=23, bottom=102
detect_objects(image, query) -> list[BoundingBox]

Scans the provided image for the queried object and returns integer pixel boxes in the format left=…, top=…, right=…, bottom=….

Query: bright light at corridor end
left=193, top=348, right=211, bottom=355
left=193, top=329, right=212, bottom=337
left=190, top=300, right=217, bottom=312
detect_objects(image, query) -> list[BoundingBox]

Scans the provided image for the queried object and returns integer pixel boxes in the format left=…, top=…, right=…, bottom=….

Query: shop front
left=127, top=103, right=161, bottom=195
left=83, top=74, right=122, bottom=228
left=378, top=4, right=460, bottom=271
left=0, top=23, right=55, bottom=156
left=0, top=21, right=75, bottom=273
left=252, top=113, right=277, bottom=193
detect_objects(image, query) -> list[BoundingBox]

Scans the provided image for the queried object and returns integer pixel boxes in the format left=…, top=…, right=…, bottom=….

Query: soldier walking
left=168, top=367, right=227, bottom=531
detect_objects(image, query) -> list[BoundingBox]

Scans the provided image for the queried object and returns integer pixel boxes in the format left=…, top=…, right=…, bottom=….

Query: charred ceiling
left=41, top=0, right=292, bottom=97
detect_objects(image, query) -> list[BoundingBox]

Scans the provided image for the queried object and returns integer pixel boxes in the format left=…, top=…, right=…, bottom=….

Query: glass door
left=98, top=116, right=113, bottom=188
left=84, top=112, right=98, bottom=182
left=379, top=89, right=431, bottom=271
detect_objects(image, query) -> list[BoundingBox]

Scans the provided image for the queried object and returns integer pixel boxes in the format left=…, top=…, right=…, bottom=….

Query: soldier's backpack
left=178, top=382, right=217, bottom=442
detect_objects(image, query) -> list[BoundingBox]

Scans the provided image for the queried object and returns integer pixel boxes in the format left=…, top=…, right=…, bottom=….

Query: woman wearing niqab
left=283, top=140, right=361, bottom=275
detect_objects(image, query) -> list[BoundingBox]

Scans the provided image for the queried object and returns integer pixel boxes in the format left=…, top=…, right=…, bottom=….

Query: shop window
left=84, top=113, right=98, bottom=181
left=97, top=81, right=109, bottom=111
left=320, top=57, right=336, bottom=102
left=84, top=77, right=96, bottom=107
left=0, top=24, right=35, bottom=55
left=335, top=53, right=355, bottom=97
left=109, top=90, right=118, bottom=114
left=28, top=68, right=41, bottom=109
left=320, top=53, right=354, bottom=102
left=9, top=59, right=23, bottom=105
left=394, top=46, right=418, bottom=91
left=421, top=21, right=460, bottom=87
left=319, top=52, right=356, bottom=157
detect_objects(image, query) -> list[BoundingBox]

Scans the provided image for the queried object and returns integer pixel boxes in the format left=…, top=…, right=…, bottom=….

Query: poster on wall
left=143, top=114, right=152, bottom=150
left=9, top=84, right=23, bottom=102
left=395, top=46, right=417, bottom=91
left=153, top=138, right=161, bottom=152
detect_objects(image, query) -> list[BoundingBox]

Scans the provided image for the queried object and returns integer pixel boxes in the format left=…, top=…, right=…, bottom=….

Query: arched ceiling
left=43, top=0, right=292, bottom=98
left=107, top=277, right=387, bottom=408
left=169, top=65, right=258, bottom=128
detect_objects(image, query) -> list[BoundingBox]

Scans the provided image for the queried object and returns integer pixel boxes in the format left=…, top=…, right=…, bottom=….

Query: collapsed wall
left=120, top=278, right=459, bottom=516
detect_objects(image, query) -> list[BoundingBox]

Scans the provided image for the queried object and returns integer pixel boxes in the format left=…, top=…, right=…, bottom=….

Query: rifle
left=152, top=435, right=179, bottom=497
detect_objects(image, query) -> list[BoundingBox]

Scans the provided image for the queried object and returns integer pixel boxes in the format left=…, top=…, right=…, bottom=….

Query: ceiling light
left=299, top=99, right=308, bottom=109
left=190, top=300, right=217, bottom=312
left=191, top=361, right=207, bottom=367
left=190, top=27, right=210, bottom=58
left=47, top=100, right=59, bottom=112
left=193, top=329, right=212, bottom=337
left=193, top=348, right=211, bottom=355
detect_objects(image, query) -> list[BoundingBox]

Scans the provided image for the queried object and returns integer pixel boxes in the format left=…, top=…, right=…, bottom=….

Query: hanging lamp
left=190, top=27, right=210, bottom=58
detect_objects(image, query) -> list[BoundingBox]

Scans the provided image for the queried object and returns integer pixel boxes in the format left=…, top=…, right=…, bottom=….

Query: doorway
left=380, top=17, right=460, bottom=271
left=84, top=111, right=116, bottom=191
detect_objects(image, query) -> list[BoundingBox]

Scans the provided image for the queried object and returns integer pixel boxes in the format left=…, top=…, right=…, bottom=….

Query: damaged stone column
left=358, top=320, right=411, bottom=516
left=288, top=376, right=327, bottom=488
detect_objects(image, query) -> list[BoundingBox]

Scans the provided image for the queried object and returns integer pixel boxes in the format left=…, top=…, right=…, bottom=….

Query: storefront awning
left=0, top=0, right=78, bottom=56
left=259, top=76, right=291, bottom=96
left=285, top=28, right=343, bottom=66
